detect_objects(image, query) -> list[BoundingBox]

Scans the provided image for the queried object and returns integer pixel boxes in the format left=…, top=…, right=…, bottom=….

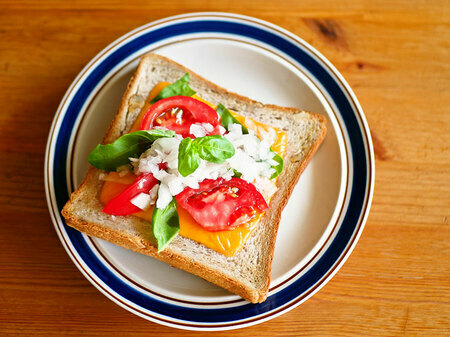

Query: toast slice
left=62, top=53, right=327, bottom=303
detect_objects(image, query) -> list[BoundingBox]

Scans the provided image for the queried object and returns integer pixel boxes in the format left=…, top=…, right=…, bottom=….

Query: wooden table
left=1, top=1, right=449, bottom=335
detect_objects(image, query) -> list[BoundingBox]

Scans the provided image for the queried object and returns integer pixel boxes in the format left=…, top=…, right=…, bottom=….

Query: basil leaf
left=194, top=135, right=235, bottom=163
left=88, top=129, right=175, bottom=171
left=152, top=198, right=179, bottom=252
left=177, top=137, right=201, bottom=177
left=216, top=104, right=249, bottom=134
left=150, top=73, right=196, bottom=103
left=177, top=136, right=235, bottom=176
left=233, top=169, right=242, bottom=178
left=270, top=152, right=284, bottom=179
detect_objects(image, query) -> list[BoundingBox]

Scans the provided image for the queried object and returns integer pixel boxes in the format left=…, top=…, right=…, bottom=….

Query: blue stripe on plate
left=52, top=19, right=368, bottom=324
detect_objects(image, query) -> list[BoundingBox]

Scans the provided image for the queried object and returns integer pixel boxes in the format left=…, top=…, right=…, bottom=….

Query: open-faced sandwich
left=62, top=53, right=327, bottom=303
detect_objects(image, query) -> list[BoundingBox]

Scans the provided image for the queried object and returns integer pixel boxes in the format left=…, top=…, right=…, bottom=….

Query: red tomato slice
left=102, top=173, right=157, bottom=216
left=175, top=178, right=268, bottom=231
left=140, top=96, right=221, bottom=138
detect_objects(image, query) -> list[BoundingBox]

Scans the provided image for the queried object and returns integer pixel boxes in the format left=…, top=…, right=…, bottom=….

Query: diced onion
left=190, top=123, right=207, bottom=138
left=131, top=193, right=152, bottom=210
left=134, top=120, right=279, bottom=202
left=156, top=183, right=172, bottom=209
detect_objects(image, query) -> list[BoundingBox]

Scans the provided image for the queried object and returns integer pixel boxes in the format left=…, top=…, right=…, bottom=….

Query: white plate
left=45, top=12, right=374, bottom=330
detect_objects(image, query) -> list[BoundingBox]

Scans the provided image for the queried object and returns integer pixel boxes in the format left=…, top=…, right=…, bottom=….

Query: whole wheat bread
left=62, top=53, right=327, bottom=303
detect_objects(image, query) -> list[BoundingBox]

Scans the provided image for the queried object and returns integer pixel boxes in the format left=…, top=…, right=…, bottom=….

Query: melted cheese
left=191, top=94, right=216, bottom=108
left=99, top=179, right=129, bottom=205
left=177, top=207, right=263, bottom=256
left=99, top=83, right=287, bottom=256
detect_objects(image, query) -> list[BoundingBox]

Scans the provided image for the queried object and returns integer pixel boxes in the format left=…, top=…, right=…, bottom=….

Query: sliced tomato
left=139, top=96, right=221, bottom=138
left=175, top=178, right=268, bottom=231
left=102, top=173, right=157, bottom=216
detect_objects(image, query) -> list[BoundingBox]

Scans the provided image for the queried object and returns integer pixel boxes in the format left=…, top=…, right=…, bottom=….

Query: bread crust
left=62, top=53, right=327, bottom=303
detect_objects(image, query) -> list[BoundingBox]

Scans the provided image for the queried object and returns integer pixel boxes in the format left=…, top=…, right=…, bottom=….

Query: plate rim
left=44, top=12, right=374, bottom=331
left=70, top=35, right=349, bottom=306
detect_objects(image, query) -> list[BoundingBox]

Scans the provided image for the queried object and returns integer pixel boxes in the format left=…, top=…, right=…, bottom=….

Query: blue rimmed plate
left=45, top=12, right=374, bottom=330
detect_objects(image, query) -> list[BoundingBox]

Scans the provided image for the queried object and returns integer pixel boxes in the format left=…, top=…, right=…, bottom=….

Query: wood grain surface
left=1, top=1, right=449, bottom=336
